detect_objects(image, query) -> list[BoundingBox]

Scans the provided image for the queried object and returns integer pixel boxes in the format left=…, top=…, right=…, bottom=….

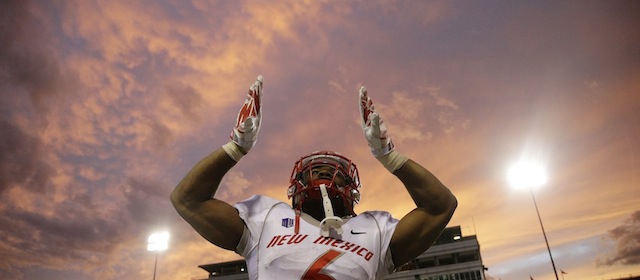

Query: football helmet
left=288, top=151, right=361, bottom=218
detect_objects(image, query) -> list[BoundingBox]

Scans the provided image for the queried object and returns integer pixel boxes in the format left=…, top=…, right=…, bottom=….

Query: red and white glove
left=359, top=86, right=394, bottom=157
left=359, top=86, right=407, bottom=172
left=223, top=75, right=263, bottom=161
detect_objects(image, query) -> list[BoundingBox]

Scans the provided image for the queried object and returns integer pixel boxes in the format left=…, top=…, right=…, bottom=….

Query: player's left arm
left=389, top=159, right=457, bottom=267
left=358, top=86, right=457, bottom=268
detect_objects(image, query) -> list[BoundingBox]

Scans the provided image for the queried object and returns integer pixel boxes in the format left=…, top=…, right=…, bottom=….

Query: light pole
left=507, top=160, right=559, bottom=280
left=147, top=231, right=170, bottom=280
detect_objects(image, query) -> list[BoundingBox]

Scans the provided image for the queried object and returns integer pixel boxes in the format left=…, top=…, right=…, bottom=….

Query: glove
left=359, top=86, right=394, bottom=157
left=359, top=86, right=408, bottom=172
left=229, top=75, right=263, bottom=154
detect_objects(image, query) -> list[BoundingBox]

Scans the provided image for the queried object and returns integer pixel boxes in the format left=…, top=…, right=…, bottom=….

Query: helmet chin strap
left=318, top=184, right=343, bottom=237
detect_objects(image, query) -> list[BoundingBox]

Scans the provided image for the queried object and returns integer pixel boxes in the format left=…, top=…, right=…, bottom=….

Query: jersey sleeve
left=363, top=210, right=399, bottom=276
left=233, top=195, right=282, bottom=257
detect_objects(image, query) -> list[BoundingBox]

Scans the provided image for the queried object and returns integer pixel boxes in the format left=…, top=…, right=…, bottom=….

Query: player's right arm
left=170, top=147, right=245, bottom=250
left=170, top=75, right=263, bottom=251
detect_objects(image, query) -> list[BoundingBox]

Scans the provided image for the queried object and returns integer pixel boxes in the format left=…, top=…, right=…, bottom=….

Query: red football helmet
left=288, top=151, right=361, bottom=217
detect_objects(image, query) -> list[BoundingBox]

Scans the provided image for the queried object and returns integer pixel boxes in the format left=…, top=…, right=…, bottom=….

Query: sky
left=1, top=0, right=639, bottom=279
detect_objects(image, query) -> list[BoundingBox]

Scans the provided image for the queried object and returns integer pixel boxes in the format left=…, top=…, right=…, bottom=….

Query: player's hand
left=359, top=86, right=394, bottom=157
left=230, top=75, right=263, bottom=153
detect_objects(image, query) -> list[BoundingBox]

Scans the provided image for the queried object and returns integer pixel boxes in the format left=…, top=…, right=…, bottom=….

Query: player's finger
left=358, top=87, right=366, bottom=114
left=370, top=113, right=381, bottom=136
left=359, top=86, right=367, bottom=97
left=359, top=86, right=375, bottom=126
left=251, top=75, right=263, bottom=115
left=244, top=117, right=254, bottom=133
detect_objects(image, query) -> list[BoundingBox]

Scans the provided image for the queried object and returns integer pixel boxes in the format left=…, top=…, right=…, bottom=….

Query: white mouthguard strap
left=319, top=184, right=334, bottom=218
left=319, top=184, right=343, bottom=237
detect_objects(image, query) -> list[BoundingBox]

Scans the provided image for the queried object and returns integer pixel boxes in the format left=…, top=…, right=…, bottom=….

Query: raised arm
left=170, top=75, right=263, bottom=251
left=358, top=86, right=457, bottom=268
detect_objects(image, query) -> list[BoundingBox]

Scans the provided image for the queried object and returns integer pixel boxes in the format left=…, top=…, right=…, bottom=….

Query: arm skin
left=388, top=159, right=458, bottom=268
left=169, top=147, right=246, bottom=251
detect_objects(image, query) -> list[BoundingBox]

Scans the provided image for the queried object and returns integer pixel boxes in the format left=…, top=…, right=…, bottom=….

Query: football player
left=171, top=75, right=457, bottom=279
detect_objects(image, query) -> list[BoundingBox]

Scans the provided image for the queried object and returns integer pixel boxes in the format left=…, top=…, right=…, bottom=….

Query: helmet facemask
left=288, top=151, right=361, bottom=236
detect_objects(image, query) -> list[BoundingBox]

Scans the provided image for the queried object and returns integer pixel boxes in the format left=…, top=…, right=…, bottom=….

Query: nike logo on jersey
left=350, top=230, right=366, bottom=235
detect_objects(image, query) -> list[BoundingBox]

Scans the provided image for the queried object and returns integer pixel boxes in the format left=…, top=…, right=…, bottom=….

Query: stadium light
left=507, top=161, right=548, bottom=190
left=507, top=160, right=559, bottom=280
left=148, top=231, right=170, bottom=280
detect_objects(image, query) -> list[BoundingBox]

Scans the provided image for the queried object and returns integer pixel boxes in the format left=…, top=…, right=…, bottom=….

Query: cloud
left=0, top=0, right=78, bottom=120
left=0, top=169, right=180, bottom=278
left=0, top=121, right=56, bottom=194
left=217, top=171, right=256, bottom=202
left=0, top=191, right=119, bottom=278
left=1, top=1, right=639, bottom=279
left=598, top=211, right=640, bottom=266
left=374, top=87, right=470, bottom=144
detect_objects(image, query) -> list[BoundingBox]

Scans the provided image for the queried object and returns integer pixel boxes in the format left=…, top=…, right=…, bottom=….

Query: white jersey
left=234, top=195, right=399, bottom=280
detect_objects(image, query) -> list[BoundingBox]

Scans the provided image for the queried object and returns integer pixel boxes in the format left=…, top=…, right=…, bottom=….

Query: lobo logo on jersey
left=281, top=218, right=294, bottom=228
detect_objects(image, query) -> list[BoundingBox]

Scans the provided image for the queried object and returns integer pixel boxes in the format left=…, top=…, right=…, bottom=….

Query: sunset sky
left=1, top=1, right=639, bottom=279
